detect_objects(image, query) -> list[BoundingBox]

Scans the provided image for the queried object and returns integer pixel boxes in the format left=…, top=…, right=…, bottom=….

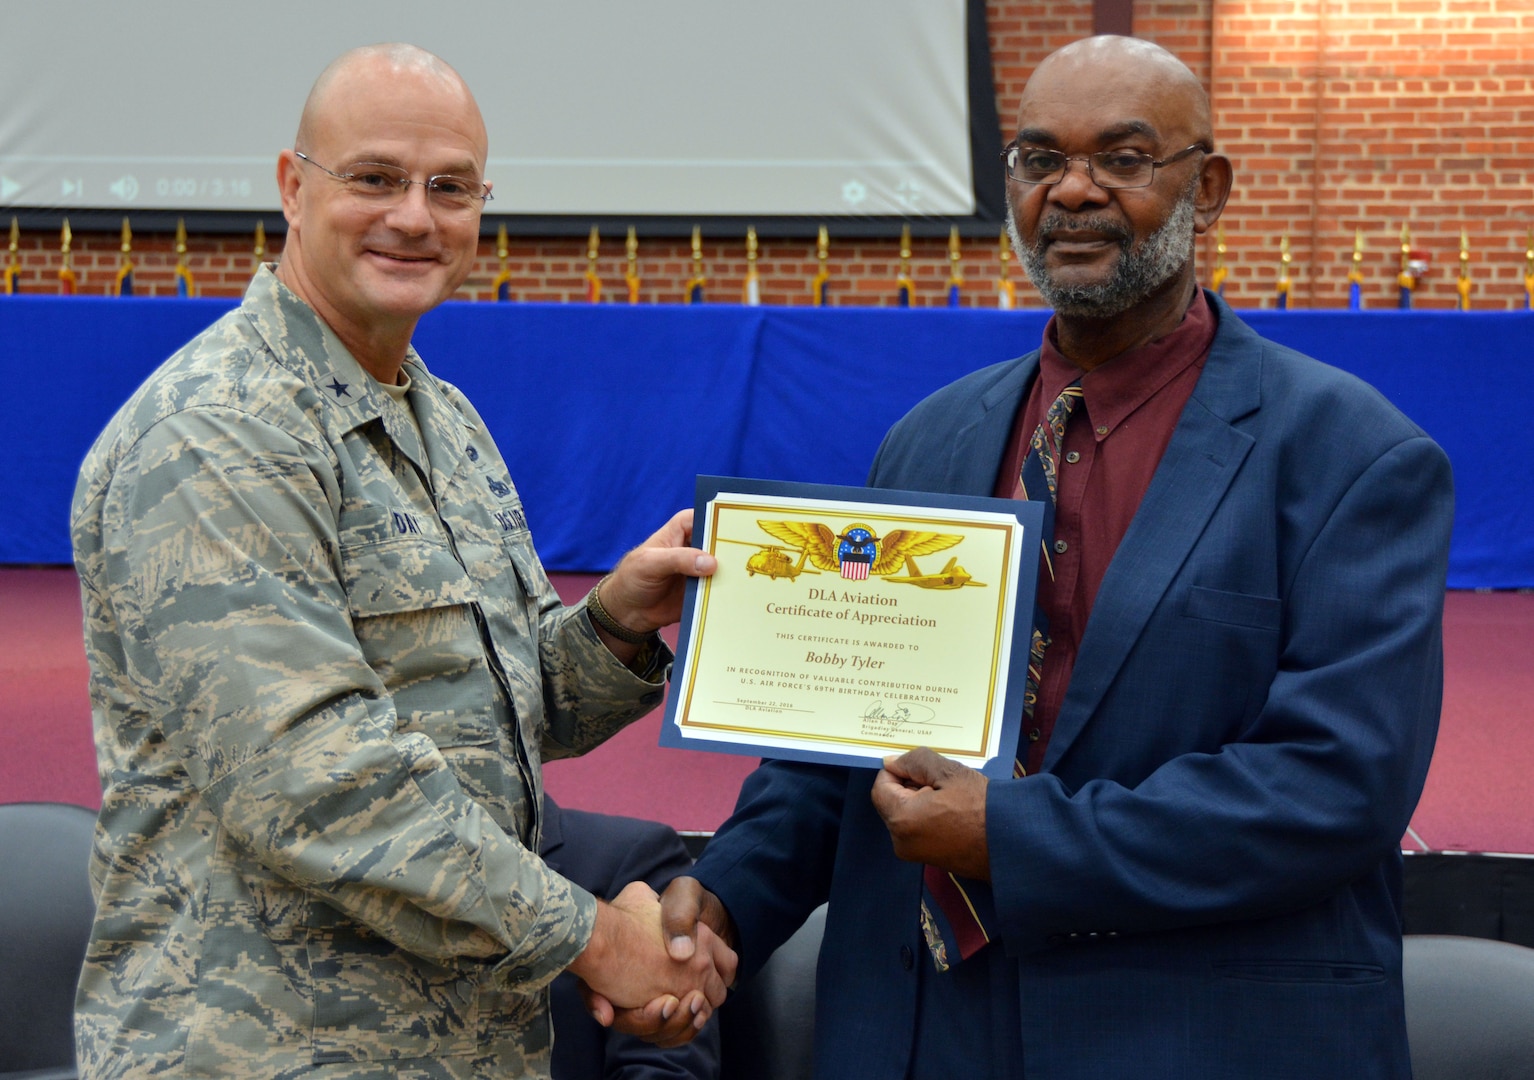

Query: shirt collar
left=1038, top=288, right=1216, bottom=440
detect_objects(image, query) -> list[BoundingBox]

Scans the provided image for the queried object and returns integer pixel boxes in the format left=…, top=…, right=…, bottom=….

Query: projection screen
left=1, top=0, right=987, bottom=219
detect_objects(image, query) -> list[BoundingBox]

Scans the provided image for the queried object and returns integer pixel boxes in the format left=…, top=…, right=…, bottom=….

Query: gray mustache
left=1037, top=215, right=1132, bottom=246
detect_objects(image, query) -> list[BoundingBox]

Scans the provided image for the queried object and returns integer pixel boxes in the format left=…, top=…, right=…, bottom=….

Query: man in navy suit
left=540, top=796, right=720, bottom=1080
left=609, top=36, right=1454, bottom=1078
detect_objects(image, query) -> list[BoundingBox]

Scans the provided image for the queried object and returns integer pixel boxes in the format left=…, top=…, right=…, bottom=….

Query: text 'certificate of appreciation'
left=660, top=476, right=1045, bottom=778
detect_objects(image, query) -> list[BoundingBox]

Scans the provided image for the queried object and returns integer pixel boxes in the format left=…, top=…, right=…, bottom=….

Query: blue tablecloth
left=2, top=296, right=1528, bottom=587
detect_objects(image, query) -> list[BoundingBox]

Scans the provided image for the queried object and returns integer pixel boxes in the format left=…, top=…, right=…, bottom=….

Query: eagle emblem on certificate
left=754, top=520, right=986, bottom=589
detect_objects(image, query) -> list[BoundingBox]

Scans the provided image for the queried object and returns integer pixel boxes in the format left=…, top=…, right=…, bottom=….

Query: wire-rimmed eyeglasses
left=1001, top=142, right=1208, bottom=189
left=294, top=152, right=493, bottom=210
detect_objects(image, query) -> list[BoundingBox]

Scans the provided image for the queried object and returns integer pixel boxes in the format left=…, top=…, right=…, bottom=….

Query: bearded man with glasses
left=72, top=43, right=732, bottom=1080
left=634, top=35, right=1453, bottom=1080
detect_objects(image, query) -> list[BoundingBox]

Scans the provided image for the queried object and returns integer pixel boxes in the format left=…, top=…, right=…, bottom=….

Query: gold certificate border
left=675, top=495, right=1019, bottom=763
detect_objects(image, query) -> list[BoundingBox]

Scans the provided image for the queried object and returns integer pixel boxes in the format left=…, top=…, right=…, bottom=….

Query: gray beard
left=1011, top=183, right=1197, bottom=318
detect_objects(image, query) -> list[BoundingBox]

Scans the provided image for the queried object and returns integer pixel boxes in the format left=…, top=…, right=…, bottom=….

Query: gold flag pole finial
left=946, top=226, right=963, bottom=307
left=1275, top=234, right=1291, bottom=309
left=3, top=217, right=19, bottom=295
left=685, top=226, right=705, bottom=303
left=59, top=219, right=77, bottom=295
left=1524, top=226, right=1533, bottom=311
left=1346, top=227, right=1364, bottom=309
left=1211, top=223, right=1228, bottom=294
left=743, top=226, right=760, bottom=306
left=489, top=223, right=512, bottom=301
left=584, top=225, right=602, bottom=302
left=896, top=224, right=914, bottom=307
left=254, top=221, right=267, bottom=267
left=114, top=218, right=135, bottom=297
left=810, top=225, right=830, bottom=307
left=625, top=226, right=640, bottom=304
left=174, top=218, right=195, bottom=297
left=1456, top=227, right=1471, bottom=311
left=995, top=228, right=1015, bottom=310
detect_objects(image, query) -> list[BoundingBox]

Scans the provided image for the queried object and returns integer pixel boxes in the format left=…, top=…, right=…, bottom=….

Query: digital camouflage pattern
left=71, top=266, right=670, bottom=1079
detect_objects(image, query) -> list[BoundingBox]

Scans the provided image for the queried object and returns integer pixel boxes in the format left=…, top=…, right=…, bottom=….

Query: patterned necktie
left=1015, top=382, right=1085, bottom=750
left=919, top=381, right=1084, bottom=971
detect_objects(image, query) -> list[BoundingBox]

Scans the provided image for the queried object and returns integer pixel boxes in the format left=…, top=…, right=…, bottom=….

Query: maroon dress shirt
left=994, top=290, right=1217, bottom=775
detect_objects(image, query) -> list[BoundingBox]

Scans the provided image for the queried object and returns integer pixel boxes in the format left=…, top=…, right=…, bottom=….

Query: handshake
left=567, top=876, right=738, bottom=1047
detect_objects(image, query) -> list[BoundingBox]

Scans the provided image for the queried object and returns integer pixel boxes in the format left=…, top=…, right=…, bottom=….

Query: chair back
left=720, top=904, right=826, bottom=1080
left=0, top=801, right=96, bottom=1079
left=1404, top=933, right=1534, bottom=1080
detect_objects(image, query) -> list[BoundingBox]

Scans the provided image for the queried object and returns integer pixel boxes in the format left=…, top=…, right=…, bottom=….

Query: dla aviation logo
left=715, top=519, right=987, bottom=590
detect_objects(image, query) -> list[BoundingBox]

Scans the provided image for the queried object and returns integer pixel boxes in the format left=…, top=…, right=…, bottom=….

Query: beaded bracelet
left=586, top=576, right=654, bottom=645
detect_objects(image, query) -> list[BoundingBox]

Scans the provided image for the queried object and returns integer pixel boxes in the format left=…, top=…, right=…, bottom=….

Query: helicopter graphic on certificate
left=661, top=476, right=1046, bottom=779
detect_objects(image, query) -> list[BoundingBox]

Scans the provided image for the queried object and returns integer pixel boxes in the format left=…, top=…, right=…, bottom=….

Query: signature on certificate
left=858, top=700, right=937, bottom=730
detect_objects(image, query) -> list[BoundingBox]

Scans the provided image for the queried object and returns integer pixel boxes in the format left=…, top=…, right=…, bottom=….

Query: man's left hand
left=871, top=747, right=991, bottom=880
left=599, top=509, right=717, bottom=635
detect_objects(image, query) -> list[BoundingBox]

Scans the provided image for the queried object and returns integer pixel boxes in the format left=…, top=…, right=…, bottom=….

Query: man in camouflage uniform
left=70, top=44, right=730, bottom=1079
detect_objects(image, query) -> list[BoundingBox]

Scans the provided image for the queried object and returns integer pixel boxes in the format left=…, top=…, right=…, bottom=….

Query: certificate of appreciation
left=660, top=477, right=1045, bottom=778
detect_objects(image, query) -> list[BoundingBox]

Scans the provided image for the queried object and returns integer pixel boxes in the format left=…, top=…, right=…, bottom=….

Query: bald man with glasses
left=71, top=43, right=730, bottom=1080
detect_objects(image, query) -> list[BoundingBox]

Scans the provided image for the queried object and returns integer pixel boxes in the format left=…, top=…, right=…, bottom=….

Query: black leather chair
left=720, top=904, right=825, bottom=1080
left=0, top=802, right=96, bottom=1080
left=1403, top=933, right=1534, bottom=1080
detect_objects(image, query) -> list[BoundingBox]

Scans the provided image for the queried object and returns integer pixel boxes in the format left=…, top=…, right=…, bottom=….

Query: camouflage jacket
left=70, top=267, right=669, bottom=1079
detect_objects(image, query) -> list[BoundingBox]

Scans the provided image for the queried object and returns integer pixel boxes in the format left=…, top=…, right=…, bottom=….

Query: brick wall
left=5, top=0, right=1531, bottom=309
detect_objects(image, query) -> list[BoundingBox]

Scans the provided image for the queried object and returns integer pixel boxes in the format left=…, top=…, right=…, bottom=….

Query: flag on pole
left=490, top=224, right=512, bottom=301
left=995, top=228, right=1015, bottom=309
left=1397, top=224, right=1415, bottom=309
left=3, top=218, right=21, bottom=295
left=685, top=226, right=706, bottom=303
left=1347, top=228, right=1363, bottom=310
left=742, top=226, right=760, bottom=305
left=810, top=226, right=830, bottom=307
left=1210, top=224, right=1228, bottom=296
left=895, top=225, right=914, bottom=307
left=625, top=227, right=641, bottom=303
left=1455, top=228, right=1471, bottom=311
left=946, top=226, right=963, bottom=307
left=174, top=219, right=195, bottom=297
left=584, top=225, right=602, bottom=302
left=1274, top=235, right=1290, bottom=310
left=1524, top=229, right=1533, bottom=311
left=58, top=220, right=77, bottom=296
left=114, top=218, right=135, bottom=297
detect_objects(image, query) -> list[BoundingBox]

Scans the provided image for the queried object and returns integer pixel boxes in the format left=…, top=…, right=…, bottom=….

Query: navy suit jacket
left=691, top=294, right=1454, bottom=1079
left=540, top=798, right=720, bottom=1080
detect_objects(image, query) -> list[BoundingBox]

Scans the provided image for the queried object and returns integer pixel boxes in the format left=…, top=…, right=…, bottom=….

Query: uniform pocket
left=306, top=906, right=482, bottom=1064
left=337, top=503, right=495, bottom=748
left=337, top=504, right=478, bottom=618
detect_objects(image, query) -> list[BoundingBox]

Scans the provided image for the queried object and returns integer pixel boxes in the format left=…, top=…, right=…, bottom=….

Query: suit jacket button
left=900, top=944, right=915, bottom=970
left=1047, top=933, right=1065, bottom=945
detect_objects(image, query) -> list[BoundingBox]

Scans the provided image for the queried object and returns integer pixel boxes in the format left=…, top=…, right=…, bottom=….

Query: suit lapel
left=1042, top=299, right=1264, bottom=769
left=943, top=354, right=1040, bottom=493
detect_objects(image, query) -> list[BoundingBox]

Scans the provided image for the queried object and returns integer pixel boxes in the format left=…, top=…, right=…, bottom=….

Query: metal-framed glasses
left=1001, top=142, right=1208, bottom=189
left=294, top=152, right=493, bottom=210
